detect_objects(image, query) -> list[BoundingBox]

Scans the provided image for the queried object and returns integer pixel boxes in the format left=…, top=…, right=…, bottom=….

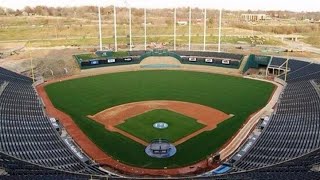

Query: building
left=241, top=14, right=271, bottom=22
left=177, top=19, right=188, bottom=26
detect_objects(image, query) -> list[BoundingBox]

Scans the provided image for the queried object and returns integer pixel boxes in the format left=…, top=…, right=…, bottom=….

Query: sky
left=0, top=0, right=320, bottom=12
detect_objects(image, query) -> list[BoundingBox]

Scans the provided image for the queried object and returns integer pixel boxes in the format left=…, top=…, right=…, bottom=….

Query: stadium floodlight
left=189, top=7, right=192, bottom=51
left=129, top=6, right=132, bottom=51
left=174, top=7, right=177, bottom=51
left=122, top=0, right=132, bottom=51
left=98, top=5, right=103, bottom=51
left=144, top=8, right=147, bottom=51
left=203, top=8, right=207, bottom=51
left=218, top=8, right=222, bottom=52
left=113, top=5, right=118, bottom=52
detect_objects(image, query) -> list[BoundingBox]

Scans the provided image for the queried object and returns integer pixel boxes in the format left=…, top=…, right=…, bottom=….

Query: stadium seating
left=220, top=147, right=320, bottom=179
left=172, top=51, right=244, bottom=60
left=0, top=151, right=92, bottom=179
left=232, top=79, right=320, bottom=171
left=277, top=60, right=320, bottom=82
left=270, top=58, right=310, bottom=71
left=0, top=67, right=106, bottom=176
left=287, top=59, right=310, bottom=72
left=1, top=56, right=320, bottom=179
left=285, top=63, right=320, bottom=82
left=270, top=57, right=286, bottom=66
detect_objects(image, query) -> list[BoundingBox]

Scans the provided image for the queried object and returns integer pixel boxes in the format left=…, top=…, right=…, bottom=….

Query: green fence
left=139, top=49, right=182, bottom=62
left=242, top=54, right=271, bottom=73
left=75, top=49, right=243, bottom=70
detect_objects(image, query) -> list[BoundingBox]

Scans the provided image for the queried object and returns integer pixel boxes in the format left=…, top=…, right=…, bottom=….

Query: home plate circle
left=153, top=122, right=168, bottom=129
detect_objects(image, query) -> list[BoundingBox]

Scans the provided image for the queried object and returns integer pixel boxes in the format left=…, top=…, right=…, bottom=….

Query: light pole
left=129, top=6, right=132, bottom=51
left=174, top=7, right=177, bottom=51
left=123, top=0, right=132, bottom=51
left=203, top=8, right=207, bottom=51
left=218, top=9, right=222, bottom=52
left=144, top=8, right=147, bottom=51
left=188, top=7, right=192, bottom=51
left=113, top=5, right=118, bottom=52
left=98, top=5, right=102, bottom=51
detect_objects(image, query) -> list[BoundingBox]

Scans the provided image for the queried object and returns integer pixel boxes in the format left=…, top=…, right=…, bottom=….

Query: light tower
left=123, top=0, right=132, bottom=51
left=144, top=7, right=147, bottom=51
left=203, top=8, right=207, bottom=51
left=98, top=5, right=103, bottom=51
left=188, top=7, right=192, bottom=51
left=113, top=5, right=118, bottom=52
left=174, top=7, right=177, bottom=51
left=218, top=9, right=222, bottom=52
left=129, top=6, right=132, bottom=51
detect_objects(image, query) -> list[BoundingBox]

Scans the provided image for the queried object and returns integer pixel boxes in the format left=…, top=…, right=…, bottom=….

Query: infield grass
left=45, top=70, right=274, bottom=168
left=116, top=109, right=205, bottom=142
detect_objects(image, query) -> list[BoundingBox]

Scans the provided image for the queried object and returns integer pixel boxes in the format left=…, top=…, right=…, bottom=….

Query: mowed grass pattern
left=45, top=70, right=274, bottom=168
left=116, top=109, right=205, bottom=142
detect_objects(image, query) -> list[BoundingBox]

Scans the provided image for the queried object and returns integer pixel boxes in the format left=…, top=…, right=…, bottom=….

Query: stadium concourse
left=1, top=51, right=320, bottom=179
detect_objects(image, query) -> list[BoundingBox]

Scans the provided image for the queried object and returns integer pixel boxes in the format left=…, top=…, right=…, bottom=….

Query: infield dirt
left=88, top=100, right=231, bottom=146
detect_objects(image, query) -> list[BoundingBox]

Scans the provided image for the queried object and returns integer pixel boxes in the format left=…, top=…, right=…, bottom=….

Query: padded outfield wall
left=74, top=50, right=243, bottom=69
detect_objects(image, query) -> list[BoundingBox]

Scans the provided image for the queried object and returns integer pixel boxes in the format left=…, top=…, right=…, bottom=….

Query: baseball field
left=45, top=70, right=274, bottom=168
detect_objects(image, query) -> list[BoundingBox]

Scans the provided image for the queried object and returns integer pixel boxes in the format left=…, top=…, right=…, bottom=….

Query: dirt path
left=89, top=100, right=230, bottom=146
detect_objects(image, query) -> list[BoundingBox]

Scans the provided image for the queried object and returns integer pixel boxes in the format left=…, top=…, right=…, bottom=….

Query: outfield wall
left=74, top=50, right=244, bottom=70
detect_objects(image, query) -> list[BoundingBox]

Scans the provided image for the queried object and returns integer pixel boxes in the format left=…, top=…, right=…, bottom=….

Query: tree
left=23, top=6, right=34, bottom=15
left=0, top=7, right=6, bottom=15
left=208, top=17, right=214, bottom=28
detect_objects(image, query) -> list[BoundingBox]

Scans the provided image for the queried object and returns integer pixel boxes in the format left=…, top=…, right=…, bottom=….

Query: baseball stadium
left=1, top=1, right=320, bottom=179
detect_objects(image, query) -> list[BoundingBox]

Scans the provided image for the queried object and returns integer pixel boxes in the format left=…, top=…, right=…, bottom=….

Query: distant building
left=177, top=18, right=205, bottom=26
left=241, top=14, right=271, bottom=22
left=196, top=18, right=203, bottom=24
left=177, top=19, right=188, bottom=26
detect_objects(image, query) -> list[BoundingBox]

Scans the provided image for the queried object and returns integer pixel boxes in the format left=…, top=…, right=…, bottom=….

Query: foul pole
left=113, top=5, right=118, bottom=52
left=188, top=7, right=192, bottom=51
left=218, top=8, right=222, bottom=52
left=98, top=5, right=102, bottom=51
left=203, top=8, right=207, bottom=51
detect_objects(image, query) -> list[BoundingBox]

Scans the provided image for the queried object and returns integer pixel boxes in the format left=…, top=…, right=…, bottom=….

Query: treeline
left=0, top=6, right=98, bottom=18
left=233, top=23, right=319, bottom=34
left=1, top=6, right=320, bottom=21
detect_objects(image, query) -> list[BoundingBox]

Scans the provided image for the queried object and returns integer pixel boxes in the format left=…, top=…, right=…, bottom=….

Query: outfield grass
left=45, top=70, right=274, bottom=168
left=116, top=109, right=205, bottom=142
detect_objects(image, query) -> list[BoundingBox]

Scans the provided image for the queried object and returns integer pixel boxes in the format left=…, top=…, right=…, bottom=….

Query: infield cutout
left=88, top=100, right=232, bottom=146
